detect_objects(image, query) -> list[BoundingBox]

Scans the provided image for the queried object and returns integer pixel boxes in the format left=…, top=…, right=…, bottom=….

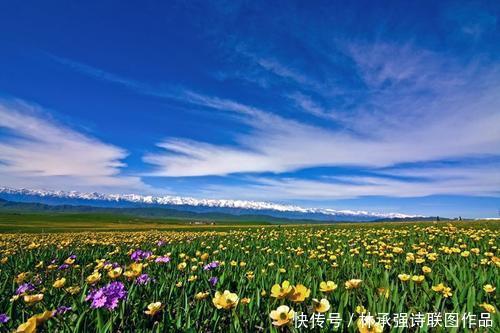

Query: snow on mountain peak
left=0, top=187, right=421, bottom=218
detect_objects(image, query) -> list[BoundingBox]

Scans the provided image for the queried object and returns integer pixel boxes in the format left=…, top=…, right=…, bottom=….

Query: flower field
left=0, top=222, right=498, bottom=332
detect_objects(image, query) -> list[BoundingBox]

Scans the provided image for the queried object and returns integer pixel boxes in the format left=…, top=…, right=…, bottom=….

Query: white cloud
left=198, top=162, right=500, bottom=201
left=48, top=45, right=500, bottom=199
left=144, top=68, right=500, bottom=177
left=0, top=99, right=148, bottom=193
left=255, top=58, right=313, bottom=86
left=141, top=41, right=500, bottom=199
left=287, top=92, right=337, bottom=120
left=48, top=54, right=145, bottom=90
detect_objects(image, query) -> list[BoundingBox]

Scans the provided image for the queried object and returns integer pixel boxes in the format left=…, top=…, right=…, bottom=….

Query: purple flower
left=0, top=314, right=9, bottom=324
left=86, top=281, right=127, bottom=311
left=209, top=277, right=218, bottom=286
left=16, top=283, right=35, bottom=295
left=58, top=264, right=69, bottom=270
left=54, top=306, right=72, bottom=316
left=203, top=261, right=220, bottom=271
left=130, top=249, right=152, bottom=262
left=69, top=254, right=77, bottom=260
left=130, top=249, right=143, bottom=261
left=155, top=256, right=171, bottom=263
left=135, top=274, right=152, bottom=285
left=156, top=240, right=165, bottom=246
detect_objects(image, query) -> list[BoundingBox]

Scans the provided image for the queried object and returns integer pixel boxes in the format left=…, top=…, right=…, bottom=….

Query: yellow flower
left=411, top=275, right=425, bottom=284
left=357, top=315, right=383, bottom=333
left=16, top=272, right=29, bottom=285
left=24, top=293, right=44, bottom=304
left=319, top=281, right=337, bottom=293
left=427, top=253, right=438, bottom=261
left=32, top=311, right=53, bottom=325
left=269, top=305, right=295, bottom=327
left=442, top=287, right=452, bottom=298
left=175, top=281, right=183, bottom=288
left=65, top=285, right=81, bottom=295
left=27, top=243, right=39, bottom=250
left=16, top=317, right=37, bottom=333
left=177, top=262, right=187, bottom=271
left=144, top=302, right=163, bottom=316
left=212, top=290, right=239, bottom=310
left=479, top=303, right=496, bottom=314
left=188, top=275, right=197, bottom=282
left=422, top=266, right=432, bottom=274
left=108, top=267, right=123, bottom=279
left=288, top=284, right=310, bottom=303
left=483, top=284, right=496, bottom=293
left=64, top=257, right=75, bottom=265
left=312, top=298, right=330, bottom=313
left=270, top=281, right=293, bottom=299
left=195, top=291, right=209, bottom=300
left=86, top=271, right=101, bottom=285
left=432, top=283, right=445, bottom=292
left=356, top=305, right=367, bottom=314
left=392, top=247, right=403, bottom=254
left=398, top=274, right=411, bottom=282
left=124, top=263, right=143, bottom=278
left=200, top=253, right=209, bottom=261
left=52, top=278, right=66, bottom=289
left=377, top=288, right=390, bottom=299
left=240, top=297, right=251, bottom=305
left=345, top=279, right=362, bottom=289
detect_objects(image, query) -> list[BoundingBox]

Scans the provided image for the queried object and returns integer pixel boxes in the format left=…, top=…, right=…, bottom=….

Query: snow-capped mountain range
left=0, top=187, right=423, bottom=221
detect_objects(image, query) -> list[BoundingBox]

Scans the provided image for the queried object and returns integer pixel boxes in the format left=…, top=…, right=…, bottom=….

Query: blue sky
left=0, top=1, right=499, bottom=217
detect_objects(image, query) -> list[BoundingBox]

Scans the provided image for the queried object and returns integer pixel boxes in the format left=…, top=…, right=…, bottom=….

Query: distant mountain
left=0, top=198, right=315, bottom=223
left=0, top=187, right=425, bottom=222
left=373, top=216, right=449, bottom=222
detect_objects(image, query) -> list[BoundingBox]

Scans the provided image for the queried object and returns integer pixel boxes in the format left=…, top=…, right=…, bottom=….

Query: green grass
left=0, top=211, right=272, bottom=233
left=0, top=219, right=498, bottom=332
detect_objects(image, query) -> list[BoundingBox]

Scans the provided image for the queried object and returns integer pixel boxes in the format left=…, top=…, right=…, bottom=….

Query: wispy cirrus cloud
left=197, top=161, right=500, bottom=201
left=0, top=99, right=149, bottom=193
left=47, top=54, right=145, bottom=90
left=142, top=41, right=500, bottom=201
left=254, top=57, right=314, bottom=86
left=144, top=56, right=500, bottom=177
left=287, top=92, right=337, bottom=120
left=47, top=40, right=500, bottom=200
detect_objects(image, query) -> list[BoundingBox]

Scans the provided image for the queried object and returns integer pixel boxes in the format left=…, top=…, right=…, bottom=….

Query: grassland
left=0, top=219, right=498, bottom=332
left=0, top=211, right=271, bottom=233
